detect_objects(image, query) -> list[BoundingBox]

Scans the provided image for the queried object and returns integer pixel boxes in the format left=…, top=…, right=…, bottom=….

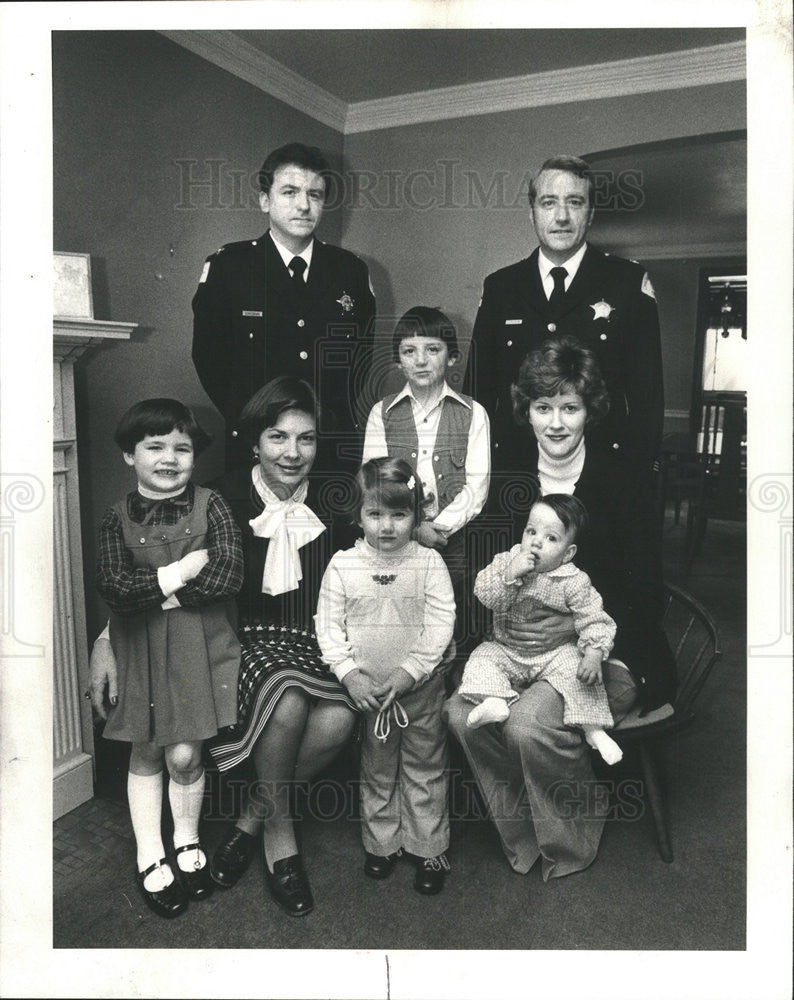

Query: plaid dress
left=96, top=484, right=243, bottom=745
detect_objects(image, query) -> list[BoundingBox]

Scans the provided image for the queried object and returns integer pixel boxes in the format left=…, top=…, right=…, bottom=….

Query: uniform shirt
left=269, top=230, right=313, bottom=278
left=362, top=383, right=491, bottom=535
left=537, top=242, right=587, bottom=298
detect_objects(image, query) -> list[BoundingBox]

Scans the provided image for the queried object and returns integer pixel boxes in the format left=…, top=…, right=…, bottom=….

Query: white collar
left=268, top=230, right=314, bottom=272
left=384, top=381, right=471, bottom=413
left=137, top=483, right=189, bottom=501
left=544, top=561, right=580, bottom=579
left=538, top=242, right=588, bottom=283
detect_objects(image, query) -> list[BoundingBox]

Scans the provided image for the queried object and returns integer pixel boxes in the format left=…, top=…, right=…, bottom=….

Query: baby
left=458, top=494, right=623, bottom=765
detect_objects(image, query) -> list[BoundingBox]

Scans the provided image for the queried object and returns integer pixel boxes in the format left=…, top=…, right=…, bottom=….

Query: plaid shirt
left=96, top=482, right=243, bottom=615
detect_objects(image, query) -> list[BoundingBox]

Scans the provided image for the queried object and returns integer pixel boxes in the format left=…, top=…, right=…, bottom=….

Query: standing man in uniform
left=468, top=154, right=663, bottom=477
left=192, top=142, right=376, bottom=470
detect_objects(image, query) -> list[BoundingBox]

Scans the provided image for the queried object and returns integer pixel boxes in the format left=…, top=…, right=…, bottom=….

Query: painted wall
left=53, top=31, right=345, bottom=637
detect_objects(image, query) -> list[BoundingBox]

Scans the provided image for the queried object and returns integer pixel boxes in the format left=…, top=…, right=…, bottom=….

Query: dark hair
left=258, top=143, right=331, bottom=195
left=528, top=155, right=594, bottom=207
left=352, top=457, right=426, bottom=525
left=511, top=337, right=610, bottom=426
left=532, top=493, right=589, bottom=541
left=114, top=398, right=211, bottom=455
left=239, top=377, right=319, bottom=446
left=392, top=305, right=459, bottom=361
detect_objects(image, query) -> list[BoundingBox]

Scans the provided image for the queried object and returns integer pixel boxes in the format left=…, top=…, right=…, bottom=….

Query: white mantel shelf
left=52, top=313, right=137, bottom=819
left=53, top=316, right=137, bottom=362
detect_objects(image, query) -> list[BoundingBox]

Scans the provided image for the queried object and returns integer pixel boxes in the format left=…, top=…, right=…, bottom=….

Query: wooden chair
left=611, top=582, right=722, bottom=862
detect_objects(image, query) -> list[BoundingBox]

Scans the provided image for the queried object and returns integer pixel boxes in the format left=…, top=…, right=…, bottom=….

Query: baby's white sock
left=467, top=697, right=510, bottom=728
left=128, top=770, right=173, bottom=890
left=169, top=771, right=207, bottom=872
left=584, top=728, right=623, bottom=765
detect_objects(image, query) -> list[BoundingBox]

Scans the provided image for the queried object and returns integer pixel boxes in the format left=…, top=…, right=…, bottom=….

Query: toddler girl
left=315, top=457, right=455, bottom=894
left=94, top=398, right=243, bottom=917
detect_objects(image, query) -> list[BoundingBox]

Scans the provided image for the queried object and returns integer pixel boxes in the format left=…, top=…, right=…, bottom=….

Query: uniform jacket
left=192, top=232, right=376, bottom=467
left=467, top=245, right=663, bottom=474
left=487, top=437, right=676, bottom=711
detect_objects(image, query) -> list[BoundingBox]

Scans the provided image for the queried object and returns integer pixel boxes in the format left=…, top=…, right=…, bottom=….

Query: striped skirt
left=208, top=623, right=356, bottom=772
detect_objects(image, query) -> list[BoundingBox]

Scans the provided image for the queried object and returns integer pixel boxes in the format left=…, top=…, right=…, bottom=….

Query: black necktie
left=289, top=256, right=306, bottom=296
left=548, top=266, right=568, bottom=315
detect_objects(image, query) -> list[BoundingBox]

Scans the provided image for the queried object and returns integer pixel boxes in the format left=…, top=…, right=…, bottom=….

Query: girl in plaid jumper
left=92, top=399, right=243, bottom=918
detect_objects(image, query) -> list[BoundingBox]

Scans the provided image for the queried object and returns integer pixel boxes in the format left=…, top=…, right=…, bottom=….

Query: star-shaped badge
left=590, top=299, right=615, bottom=321
left=336, top=293, right=354, bottom=313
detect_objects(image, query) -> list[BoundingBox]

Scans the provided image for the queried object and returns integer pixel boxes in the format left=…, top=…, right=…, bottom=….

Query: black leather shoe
left=174, top=842, right=214, bottom=900
left=364, top=851, right=401, bottom=880
left=135, top=860, right=188, bottom=918
left=265, top=855, right=314, bottom=917
left=414, top=853, right=450, bottom=895
left=210, top=826, right=256, bottom=888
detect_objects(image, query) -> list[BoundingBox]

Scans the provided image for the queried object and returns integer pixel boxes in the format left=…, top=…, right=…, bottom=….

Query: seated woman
left=90, top=377, right=358, bottom=917
left=205, top=377, right=358, bottom=916
left=445, top=337, right=675, bottom=880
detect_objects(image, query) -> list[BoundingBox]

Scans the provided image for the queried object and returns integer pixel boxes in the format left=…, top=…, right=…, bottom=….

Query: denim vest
left=382, top=392, right=473, bottom=513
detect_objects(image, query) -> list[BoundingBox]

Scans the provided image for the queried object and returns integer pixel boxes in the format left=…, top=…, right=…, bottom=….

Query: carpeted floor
left=53, top=505, right=746, bottom=950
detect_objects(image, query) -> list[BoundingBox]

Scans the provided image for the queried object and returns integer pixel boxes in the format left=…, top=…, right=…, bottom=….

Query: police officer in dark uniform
left=192, top=142, right=376, bottom=470
left=467, top=154, right=663, bottom=477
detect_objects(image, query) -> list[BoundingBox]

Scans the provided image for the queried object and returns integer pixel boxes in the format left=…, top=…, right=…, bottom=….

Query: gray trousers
left=360, top=673, right=449, bottom=859
left=444, top=682, right=608, bottom=879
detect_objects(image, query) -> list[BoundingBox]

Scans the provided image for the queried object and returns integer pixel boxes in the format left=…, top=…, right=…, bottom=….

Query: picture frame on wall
left=53, top=251, right=93, bottom=318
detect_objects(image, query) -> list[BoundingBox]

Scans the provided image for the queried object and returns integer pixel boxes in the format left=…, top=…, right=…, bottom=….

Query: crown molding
left=602, top=241, right=746, bottom=261
left=159, top=33, right=745, bottom=137
left=159, top=30, right=347, bottom=132
left=345, top=42, right=746, bottom=133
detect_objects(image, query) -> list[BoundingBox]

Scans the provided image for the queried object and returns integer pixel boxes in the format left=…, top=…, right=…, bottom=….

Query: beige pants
left=360, top=673, right=449, bottom=858
left=444, top=682, right=605, bottom=880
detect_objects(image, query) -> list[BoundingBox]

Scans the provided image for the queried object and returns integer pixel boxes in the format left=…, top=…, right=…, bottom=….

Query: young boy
left=362, top=306, right=490, bottom=585
left=458, top=494, right=623, bottom=766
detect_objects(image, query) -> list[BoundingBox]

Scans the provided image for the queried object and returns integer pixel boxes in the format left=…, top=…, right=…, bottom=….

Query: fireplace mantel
left=53, top=316, right=136, bottom=818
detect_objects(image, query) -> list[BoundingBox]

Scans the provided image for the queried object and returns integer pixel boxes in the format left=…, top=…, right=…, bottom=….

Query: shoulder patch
left=199, top=260, right=211, bottom=284
left=641, top=272, right=656, bottom=300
